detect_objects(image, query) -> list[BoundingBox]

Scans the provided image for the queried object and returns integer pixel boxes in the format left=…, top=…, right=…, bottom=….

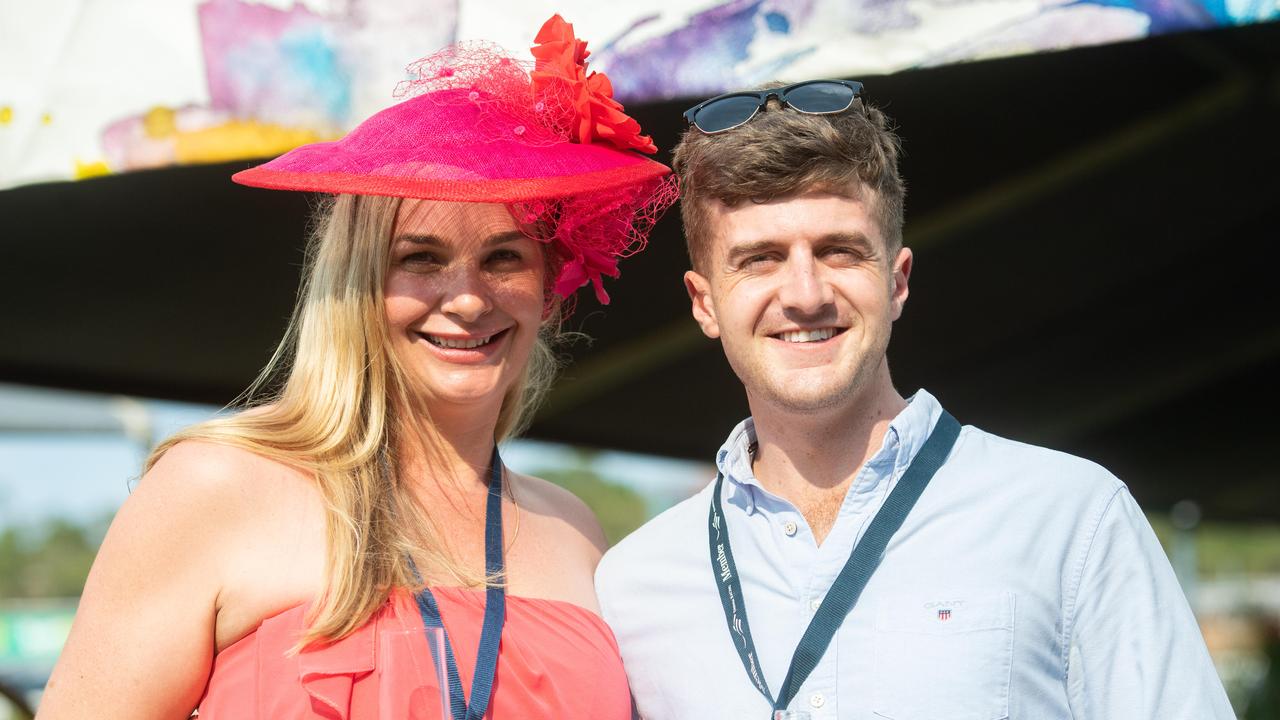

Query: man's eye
left=744, top=253, right=777, bottom=266
left=825, top=247, right=866, bottom=260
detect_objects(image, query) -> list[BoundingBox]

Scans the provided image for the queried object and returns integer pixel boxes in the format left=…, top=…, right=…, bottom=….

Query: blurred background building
left=1, top=0, right=1278, bottom=716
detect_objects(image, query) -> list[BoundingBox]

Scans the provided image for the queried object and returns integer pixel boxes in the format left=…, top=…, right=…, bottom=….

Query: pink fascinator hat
left=234, top=15, right=677, bottom=305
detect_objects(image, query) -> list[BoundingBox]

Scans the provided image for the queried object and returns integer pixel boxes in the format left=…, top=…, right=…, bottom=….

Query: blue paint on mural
left=764, top=11, right=792, bottom=33
left=279, top=28, right=352, bottom=123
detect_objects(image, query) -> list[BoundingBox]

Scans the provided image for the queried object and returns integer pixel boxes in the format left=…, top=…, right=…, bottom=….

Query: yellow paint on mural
left=74, top=159, right=112, bottom=179
left=0, top=106, right=12, bottom=125
left=173, top=119, right=337, bottom=164
left=143, top=106, right=177, bottom=138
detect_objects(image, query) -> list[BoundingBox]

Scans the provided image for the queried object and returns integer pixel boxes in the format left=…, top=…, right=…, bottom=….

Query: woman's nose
left=439, top=267, right=493, bottom=322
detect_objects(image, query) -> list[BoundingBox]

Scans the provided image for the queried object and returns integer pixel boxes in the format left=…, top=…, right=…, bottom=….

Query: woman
left=38, top=15, right=675, bottom=719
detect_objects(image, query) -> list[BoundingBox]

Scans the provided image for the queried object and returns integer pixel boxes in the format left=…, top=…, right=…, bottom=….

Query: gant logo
left=716, top=543, right=732, bottom=582
left=938, top=609, right=952, bottom=621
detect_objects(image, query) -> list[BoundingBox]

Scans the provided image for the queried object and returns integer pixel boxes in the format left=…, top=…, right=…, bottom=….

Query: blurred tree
left=1245, top=617, right=1280, bottom=720
left=536, top=456, right=650, bottom=546
left=0, top=528, right=22, bottom=597
left=1148, top=515, right=1280, bottom=577
left=0, top=517, right=103, bottom=598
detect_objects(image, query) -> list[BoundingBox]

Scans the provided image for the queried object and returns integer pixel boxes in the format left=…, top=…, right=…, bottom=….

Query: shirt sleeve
left=1064, top=486, right=1235, bottom=719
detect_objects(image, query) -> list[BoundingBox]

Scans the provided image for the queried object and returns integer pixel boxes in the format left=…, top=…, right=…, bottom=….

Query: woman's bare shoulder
left=509, top=472, right=607, bottom=554
left=38, top=439, right=326, bottom=718
left=144, top=439, right=316, bottom=508
left=144, top=439, right=327, bottom=649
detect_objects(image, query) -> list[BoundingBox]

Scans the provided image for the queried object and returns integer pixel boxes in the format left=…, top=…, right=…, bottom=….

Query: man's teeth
left=426, top=333, right=496, bottom=349
left=780, top=328, right=836, bottom=343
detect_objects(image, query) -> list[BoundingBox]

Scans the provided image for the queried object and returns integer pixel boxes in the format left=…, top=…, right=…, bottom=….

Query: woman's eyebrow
left=484, top=231, right=530, bottom=246
left=393, top=233, right=444, bottom=246
left=392, top=231, right=528, bottom=246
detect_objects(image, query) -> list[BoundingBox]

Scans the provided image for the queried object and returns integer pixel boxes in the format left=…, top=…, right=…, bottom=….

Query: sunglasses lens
left=784, top=82, right=856, bottom=113
left=694, top=95, right=762, bottom=132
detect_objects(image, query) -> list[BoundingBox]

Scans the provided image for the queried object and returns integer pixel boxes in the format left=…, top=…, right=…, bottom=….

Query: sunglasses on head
left=683, top=79, right=865, bottom=134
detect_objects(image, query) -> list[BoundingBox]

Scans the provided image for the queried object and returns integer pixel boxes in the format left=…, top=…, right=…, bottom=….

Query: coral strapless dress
left=196, top=587, right=631, bottom=719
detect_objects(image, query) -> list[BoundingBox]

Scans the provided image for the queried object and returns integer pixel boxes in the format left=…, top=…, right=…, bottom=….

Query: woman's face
left=384, top=199, right=546, bottom=418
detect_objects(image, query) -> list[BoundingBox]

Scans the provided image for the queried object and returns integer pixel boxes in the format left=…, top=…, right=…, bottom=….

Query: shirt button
left=783, top=521, right=798, bottom=536
left=810, top=597, right=822, bottom=612
left=809, top=693, right=826, bottom=708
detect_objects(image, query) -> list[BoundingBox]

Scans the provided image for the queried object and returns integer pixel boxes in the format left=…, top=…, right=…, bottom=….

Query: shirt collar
left=714, top=389, right=945, bottom=515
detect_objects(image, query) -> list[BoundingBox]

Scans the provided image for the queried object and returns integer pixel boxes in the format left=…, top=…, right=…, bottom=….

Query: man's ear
left=889, top=246, right=913, bottom=322
left=684, top=270, right=720, bottom=339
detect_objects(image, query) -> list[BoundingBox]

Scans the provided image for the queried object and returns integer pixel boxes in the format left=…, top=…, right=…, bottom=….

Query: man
left=595, top=81, right=1233, bottom=719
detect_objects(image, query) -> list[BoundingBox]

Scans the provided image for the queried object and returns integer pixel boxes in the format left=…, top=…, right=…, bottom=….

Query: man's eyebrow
left=725, top=239, right=786, bottom=264
left=818, top=231, right=876, bottom=252
left=393, top=230, right=528, bottom=246
left=724, top=233, right=877, bottom=264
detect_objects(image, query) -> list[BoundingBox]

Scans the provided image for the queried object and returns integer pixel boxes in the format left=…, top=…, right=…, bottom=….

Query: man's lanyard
left=411, top=446, right=507, bottom=720
left=708, top=411, right=961, bottom=714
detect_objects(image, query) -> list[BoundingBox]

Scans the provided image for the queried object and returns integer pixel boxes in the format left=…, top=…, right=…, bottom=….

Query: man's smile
left=767, top=327, right=848, bottom=344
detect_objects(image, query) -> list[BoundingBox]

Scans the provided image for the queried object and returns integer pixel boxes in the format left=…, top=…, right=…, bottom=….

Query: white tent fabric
left=0, top=0, right=1272, bottom=190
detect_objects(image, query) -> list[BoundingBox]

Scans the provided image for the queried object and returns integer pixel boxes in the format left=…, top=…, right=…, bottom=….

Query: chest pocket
left=871, top=591, right=1015, bottom=720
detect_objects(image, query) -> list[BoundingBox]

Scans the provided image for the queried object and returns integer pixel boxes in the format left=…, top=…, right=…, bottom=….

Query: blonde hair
left=146, top=194, right=560, bottom=645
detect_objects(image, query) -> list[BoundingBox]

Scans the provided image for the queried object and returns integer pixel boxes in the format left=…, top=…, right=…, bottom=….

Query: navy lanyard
left=410, top=446, right=506, bottom=720
left=709, top=411, right=961, bottom=714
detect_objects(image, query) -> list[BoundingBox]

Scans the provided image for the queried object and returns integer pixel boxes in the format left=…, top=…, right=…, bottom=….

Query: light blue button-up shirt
left=596, top=390, right=1234, bottom=719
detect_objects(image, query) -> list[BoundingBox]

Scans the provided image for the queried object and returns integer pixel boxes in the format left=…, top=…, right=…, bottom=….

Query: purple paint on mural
left=598, top=0, right=775, bottom=102
left=850, top=0, right=921, bottom=34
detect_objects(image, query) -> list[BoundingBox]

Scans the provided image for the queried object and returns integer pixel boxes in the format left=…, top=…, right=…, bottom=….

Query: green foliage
left=1148, top=515, right=1280, bottom=577
left=537, top=465, right=650, bottom=546
left=0, top=516, right=108, bottom=599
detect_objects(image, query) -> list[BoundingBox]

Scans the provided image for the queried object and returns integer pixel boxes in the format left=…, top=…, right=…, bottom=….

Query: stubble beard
left=738, top=333, right=891, bottom=417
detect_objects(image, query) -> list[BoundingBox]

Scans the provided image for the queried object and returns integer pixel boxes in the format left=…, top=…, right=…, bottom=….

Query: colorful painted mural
left=0, top=0, right=1273, bottom=189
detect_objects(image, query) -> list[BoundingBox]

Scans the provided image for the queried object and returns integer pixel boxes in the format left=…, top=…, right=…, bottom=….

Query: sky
left=0, top=387, right=713, bottom=531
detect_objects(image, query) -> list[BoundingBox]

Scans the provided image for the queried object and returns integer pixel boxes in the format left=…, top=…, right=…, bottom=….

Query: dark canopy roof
left=3, top=22, right=1277, bottom=520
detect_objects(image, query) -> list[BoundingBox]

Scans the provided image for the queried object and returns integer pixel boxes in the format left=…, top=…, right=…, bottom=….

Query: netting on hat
left=394, top=42, right=575, bottom=149
left=234, top=16, right=676, bottom=307
left=513, top=172, right=679, bottom=308
left=388, top=39, right=678, bottom=307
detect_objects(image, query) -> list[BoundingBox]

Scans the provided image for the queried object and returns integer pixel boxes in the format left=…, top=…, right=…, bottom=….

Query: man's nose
left=777, top=254, right=834, bottom=313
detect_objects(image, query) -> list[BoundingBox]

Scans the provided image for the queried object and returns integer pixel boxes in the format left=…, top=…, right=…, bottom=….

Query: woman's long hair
left=145, top=194, right=560, bottom=645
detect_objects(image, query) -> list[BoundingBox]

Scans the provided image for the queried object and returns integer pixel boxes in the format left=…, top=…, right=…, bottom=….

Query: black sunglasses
left=683, top=79, right=865, bottom=134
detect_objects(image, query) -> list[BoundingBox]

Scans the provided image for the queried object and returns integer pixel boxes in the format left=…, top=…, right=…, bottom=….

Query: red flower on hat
left=554, top=245, right=621, bottom=305
left=530, top=14, right=657, bottom=155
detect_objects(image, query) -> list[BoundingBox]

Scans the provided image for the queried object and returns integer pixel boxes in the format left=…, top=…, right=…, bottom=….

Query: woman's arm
left=37, top=441, right=254, bottom=719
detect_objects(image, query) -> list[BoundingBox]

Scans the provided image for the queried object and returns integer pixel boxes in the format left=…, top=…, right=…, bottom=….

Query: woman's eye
left=487, top=249, right=525, bottom=265
left=400, top=252, right=440, bottom=268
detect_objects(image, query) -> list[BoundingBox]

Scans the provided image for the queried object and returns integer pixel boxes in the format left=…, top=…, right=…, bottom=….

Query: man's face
left=685, top=189, right=911, bottom=415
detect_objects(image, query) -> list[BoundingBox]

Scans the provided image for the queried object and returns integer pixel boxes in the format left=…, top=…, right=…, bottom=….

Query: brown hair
left=672, top=88, right=906, bottom=270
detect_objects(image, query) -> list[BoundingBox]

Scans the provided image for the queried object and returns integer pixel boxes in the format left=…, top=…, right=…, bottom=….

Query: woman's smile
left=414, top=327, right=513, bottom=364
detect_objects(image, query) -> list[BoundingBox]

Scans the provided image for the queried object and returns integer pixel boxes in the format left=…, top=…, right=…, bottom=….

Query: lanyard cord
left=709, top=411, right=961, bottom=714
left=410, top=445, right=507, bottom=720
